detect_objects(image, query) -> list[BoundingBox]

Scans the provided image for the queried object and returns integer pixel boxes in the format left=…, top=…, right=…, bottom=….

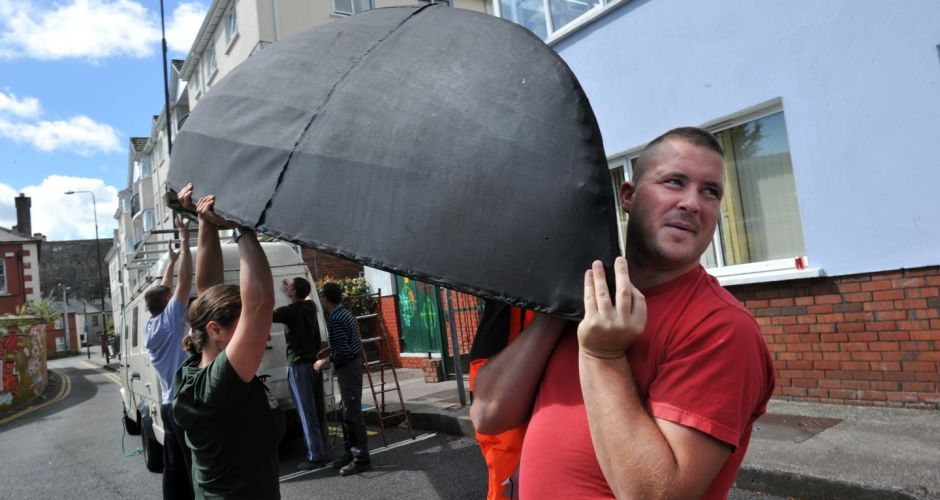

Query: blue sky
left=0, top=0, right=207, bottom=240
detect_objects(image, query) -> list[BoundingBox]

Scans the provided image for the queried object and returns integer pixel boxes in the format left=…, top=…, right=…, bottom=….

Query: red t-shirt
left=519, top=266, right=775, bottom=499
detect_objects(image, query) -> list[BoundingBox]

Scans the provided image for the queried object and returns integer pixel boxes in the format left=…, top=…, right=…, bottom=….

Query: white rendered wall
left=552, top=0, right=940, bottom=277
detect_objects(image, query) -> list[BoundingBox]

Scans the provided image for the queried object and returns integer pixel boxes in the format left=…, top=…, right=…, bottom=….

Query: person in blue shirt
left=143, top=216, right=194, bottom=500
left=314, top=282, right=371, bottom=476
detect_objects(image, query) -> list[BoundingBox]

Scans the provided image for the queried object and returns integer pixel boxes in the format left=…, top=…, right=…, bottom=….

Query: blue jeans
left=288, top=363, right=329, bottom=462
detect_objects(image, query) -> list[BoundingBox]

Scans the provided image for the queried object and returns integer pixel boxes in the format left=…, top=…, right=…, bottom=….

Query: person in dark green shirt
left=171, top=185, right=283, bottom=499
left=273, top=277, right=329, bottom=470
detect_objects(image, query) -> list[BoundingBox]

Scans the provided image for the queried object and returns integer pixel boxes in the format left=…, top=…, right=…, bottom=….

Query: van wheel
left=142, top=431, right=164, bottom=472
left=123, top=413, right=141, bottom=436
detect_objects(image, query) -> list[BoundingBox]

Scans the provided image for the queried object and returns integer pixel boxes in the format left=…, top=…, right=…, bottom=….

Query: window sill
left=224, top=32, right=239, bottom=55
left=710, top=266, right=823, bottom=287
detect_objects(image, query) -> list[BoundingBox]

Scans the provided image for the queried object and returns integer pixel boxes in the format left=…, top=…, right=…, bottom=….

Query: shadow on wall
left=0, top=317, right=48, bottom=410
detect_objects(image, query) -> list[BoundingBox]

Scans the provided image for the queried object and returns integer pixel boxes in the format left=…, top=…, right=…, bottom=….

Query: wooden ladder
left=355, top=292, right=414, bottom=446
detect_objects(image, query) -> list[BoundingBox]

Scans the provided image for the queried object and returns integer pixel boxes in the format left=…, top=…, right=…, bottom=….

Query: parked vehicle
left=116, top=241, right=329, bottom=472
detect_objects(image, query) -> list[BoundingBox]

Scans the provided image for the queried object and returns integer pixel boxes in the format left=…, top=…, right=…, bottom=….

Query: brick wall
left=728, top=266, right=940, bottom=409
left=302, top=249, right=363, bottom=282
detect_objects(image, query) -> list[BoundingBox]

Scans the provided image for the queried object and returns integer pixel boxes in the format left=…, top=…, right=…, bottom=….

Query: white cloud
left=0, top=182, right=17, bottom=229
left=0, top=0, right=207, bottom=61
left=0, top=91, right=40, bottom=117
left=166, top=2, right=207, bottom=54
left=0, top=90, right=121, bottom=155
left=11, top=176, right=120, bottom=240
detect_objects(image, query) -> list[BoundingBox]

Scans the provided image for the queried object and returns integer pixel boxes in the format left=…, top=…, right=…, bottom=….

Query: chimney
left=14, top=193, right=32, bottom=237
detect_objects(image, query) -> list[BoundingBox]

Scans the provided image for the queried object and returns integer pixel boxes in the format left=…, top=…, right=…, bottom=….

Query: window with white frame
left=204, top=44, right=217, bottom=82
left=498, top=0, right=615, bottom=41
left=224, top=5, right=238, bottom=46
left=0, top=260, right=7, bottom=294
left=191, top=64, right=202, bottom=97
left=609, top=105, right=805, bottom=276
left=333, top=0, right=373, bottom=16
left=138, top=155, right=152, bottom=178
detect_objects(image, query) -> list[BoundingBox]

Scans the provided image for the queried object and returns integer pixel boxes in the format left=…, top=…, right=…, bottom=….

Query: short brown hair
left=633, top=127, right=724, bottom=184
left=183, top=284, right=240, bottom=354
left=144, top=286, right=171, bottom=316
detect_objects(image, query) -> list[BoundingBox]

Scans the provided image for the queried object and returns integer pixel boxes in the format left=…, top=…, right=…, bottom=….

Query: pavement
left=81, top=352, right=940, bottom=499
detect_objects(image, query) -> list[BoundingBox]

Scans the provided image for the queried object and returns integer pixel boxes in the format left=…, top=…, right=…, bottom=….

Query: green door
left=395, top=276, right=443, bottom=354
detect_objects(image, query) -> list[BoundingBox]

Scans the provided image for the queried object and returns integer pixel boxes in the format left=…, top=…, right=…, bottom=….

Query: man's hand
left=195, top=195, right=237, bottom=229
left=577, top=256, right=647, bottom=359
left=167, top=239, right=179, bottom=261
left=178, top=183, right=197, bottom=212
left=313, top=359, right=329, bottom=372
left=176, top=216, right=190, bottom=246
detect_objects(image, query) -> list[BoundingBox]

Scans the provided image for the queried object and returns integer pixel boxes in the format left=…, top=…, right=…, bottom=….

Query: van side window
left=132, top=306, right=139, bottom=348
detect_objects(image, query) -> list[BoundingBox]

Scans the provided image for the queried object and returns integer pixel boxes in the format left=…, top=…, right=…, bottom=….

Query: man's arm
left=173, top=216, right=192, bottom=304
left=178, top=184, right=226, bottom=293
left=469, top=313, right=567, bottom=435
left=578, top=258, right=729, bottom=499
left=161, top=240, right=179, bottom=288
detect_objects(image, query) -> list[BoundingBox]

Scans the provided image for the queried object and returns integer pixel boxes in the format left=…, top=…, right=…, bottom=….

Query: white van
left=117, top=241, right=330, bottom=472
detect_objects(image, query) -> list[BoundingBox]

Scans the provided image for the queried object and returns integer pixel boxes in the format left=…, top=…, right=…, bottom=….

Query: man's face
left=621, top=139, right=724, bottom=273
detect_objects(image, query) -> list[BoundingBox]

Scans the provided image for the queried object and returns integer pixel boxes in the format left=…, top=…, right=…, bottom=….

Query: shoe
left=339, top=461, right=372, bottom=476
left=331, top=456, right=354, bottom=470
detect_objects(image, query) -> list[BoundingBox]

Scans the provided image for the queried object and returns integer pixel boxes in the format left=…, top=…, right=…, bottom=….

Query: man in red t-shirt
left=470, top=127, right=775, bottom=499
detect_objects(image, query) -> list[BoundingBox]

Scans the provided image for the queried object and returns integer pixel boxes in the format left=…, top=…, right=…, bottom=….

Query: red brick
left=917, top=352, right=940, bottom=361
left=895, top=299, right=928, bottom=309
left=817, top=343, right=840, bottom=352
left=878, top=331, right=910, bottom=341
left=886, top=392, right=921, bottom=403
left=875, top=310, right=906, bottom=321
left=808, top=388, right=829, bottom=398
left=837, top=282, right=862, bottom=293
left=873, top=290, right=904, bottom=301
left=854, top=372, right=885, bottom=381
left=798, top=315, right=818, bottom=325
left=842, top=292, right=871, bottom=303
left=783, top=325, right=810, bottom=334
left=867, top=321, right=898, bottom=331
left=863, top=301, right=894, bottom=312
left=884, top=372, right=917, bottom=382
left=893, top=277, right=925, bottom=288
left=869, top=341, right=900, bottom=352
left=770, top=298, right=794, bottom=307
left=795, top=296, right=814, bottom=306
left=871, top=381, right=899, bottom=391
left=807, top=304, right=834, bottom=314
left=861, top=281, right=893, bottom=292
left=916, top=372, right=940, bottom=382
left=823, top=352, right=851, bottom=360
left=927, top=276, right=940, bottom=286
left=848, top=332, right=878, bottom=342
left=820, top=333, right=847, bottom=342
left=845, top=312, right=875, bottom=322
left=747, top=299, right=770, bottom=309
left=850, top=352, right=882, bottom=361
left=817, top=313, right=846, bottom=324
left=840, top=361, right=869, bottom=371
left=911, top=331, right=940, bottom=341
left=901, top=341, right=933, bottom=350
left=813, top=360, right=841, bottom=370
left=841, top=342, right=868, bottom=352
left=829, top=389, right=854, bottom=399
left=809, top=324, right=836, bottom=334
left=913, top=309, right=940, bottom=320
left=871, top=362, right=901, bottom=371
left=814, top=294, right=842, bottom=305
left=793, top=379, right=818, bottom=388
left=786, top=344, right=813, bottom=352
left=902, top=382, right=935, bottom=392
left=755, top=290, right=781, bottom=299
left=860, top=390, right=887, bottom=400
left=772, top=316, right=797, bottom=326
left=898, top=320, right=929, bottom=331
left=804, top=352, right=823, bottom=361
left=906, top=287, right=939, bottom=299
left=837, top=322, right=866, bottom=333
left=781, top=387, right=807, bottom=397
left=902, top=362, right=937, bottom=372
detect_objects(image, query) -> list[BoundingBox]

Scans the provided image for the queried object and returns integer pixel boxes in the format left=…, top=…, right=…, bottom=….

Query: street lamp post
left=65, top=190, right=106, bottom=361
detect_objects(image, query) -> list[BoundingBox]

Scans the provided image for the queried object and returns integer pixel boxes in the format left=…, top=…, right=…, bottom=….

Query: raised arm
left=161, top=238, right=179, bottom=288
left=173, top=216, right=192, bottom=304
left=578, top=258, right=729, bottom=499
left=226, top=228, right=275, bottom=382
left=469, top=313, right=568, bottom=435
